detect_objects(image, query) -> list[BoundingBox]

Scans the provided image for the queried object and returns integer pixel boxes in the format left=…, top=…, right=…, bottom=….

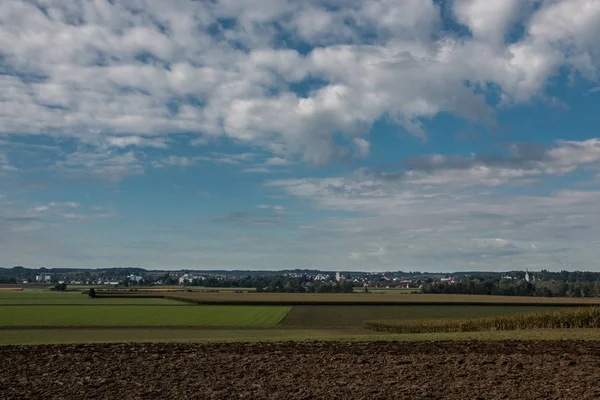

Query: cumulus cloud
left=353, top=138, right=370, bottom=158
left=266, top=138, right=600, bottom=270
left=370, top=138, right=600, bottom=187
left=0, top=0, right=598, bottom=165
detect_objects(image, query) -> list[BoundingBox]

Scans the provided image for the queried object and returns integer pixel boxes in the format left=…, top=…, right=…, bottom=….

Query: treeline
left=188, top=275, right=355, bottom=293
left=422, top=279, right=600, bottom=297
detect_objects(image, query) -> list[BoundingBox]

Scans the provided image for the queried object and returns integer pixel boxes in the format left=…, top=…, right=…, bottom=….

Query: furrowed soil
left=3, top=341, right=600, bottom=399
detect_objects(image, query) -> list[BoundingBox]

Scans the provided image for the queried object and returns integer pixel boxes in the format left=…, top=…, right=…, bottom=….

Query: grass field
left=0, top=291, right=187, bottom=305
left=278, top=305, right=571, bottom=327
left=0, top=305, right=290, bottom=327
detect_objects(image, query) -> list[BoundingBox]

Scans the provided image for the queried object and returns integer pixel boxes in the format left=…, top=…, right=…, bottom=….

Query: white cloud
left=60, top=213, right=87, bottom=221
left=31, top=205, right=50, bottom=213
left=0, top=0, right=598, bottom=165
left=30, top=202, right=80, bottom=214
left=256, top=204, right=286, bottom=213
left=105, top=136, right=168, bottom=149
left=196, top=153, right=258, bottom=165
left=265, top=138, right=600, bottom=270
left=353, top=138, right=370, bottom=158
left=162, top=156, right=195, bottom=167
left=55, top=149, right=144, bottom=182
left=243, top=167, right=272, bottom=174
left=547, top=139, right=600, bottom=166
left=0, top=152, right=17, bottom=172
left=265, top=157, right=290, bottom=166
left=349, top=246, right=386, bottom=261
left=49, top=202, right=80, bottom=208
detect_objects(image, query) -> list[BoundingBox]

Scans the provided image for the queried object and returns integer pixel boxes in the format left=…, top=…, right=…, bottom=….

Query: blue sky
left=1, top=0, right=600, bottom=271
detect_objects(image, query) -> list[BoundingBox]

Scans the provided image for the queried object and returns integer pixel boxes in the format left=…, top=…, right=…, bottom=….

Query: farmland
left=0, top=305, right=290, bottom=327
left=4, top=341, right=600, bottom=399
left=1, top=289, right=600, bottom=346
left=4, top=289, right=600, bottom=399
left=0, top=290, right=185, bottom=305
left=364, top=307, right=600, bottom=334
left=278, top=305, right=568, bottom=327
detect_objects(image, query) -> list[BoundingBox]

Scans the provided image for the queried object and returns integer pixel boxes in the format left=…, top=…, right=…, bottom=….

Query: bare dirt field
left=2, top=340, right=600, bottom=399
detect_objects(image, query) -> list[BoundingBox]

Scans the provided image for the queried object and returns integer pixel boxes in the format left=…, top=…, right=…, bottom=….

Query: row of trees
left=422, top=278, right=600, bottom=297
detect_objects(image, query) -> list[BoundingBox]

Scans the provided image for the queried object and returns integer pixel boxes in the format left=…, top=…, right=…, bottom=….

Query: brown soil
left=2, top=340, right=600, bottom=399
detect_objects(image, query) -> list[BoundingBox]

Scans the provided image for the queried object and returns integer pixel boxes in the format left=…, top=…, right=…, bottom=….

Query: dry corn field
left=365, top=307, right=600, bottom=333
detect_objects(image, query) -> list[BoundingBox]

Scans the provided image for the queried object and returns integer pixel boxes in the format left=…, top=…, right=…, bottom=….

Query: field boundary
left=0, top=303, right=192, bottom=306
left=166, top=298, right=599, bottom=307
left=0, top=325, right=292, bottom=330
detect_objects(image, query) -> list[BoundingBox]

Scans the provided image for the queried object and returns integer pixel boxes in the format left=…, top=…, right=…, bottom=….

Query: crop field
left=278, top=305, right=570, bottom=327
left=0, top=305, right=290, bottom=327
left=353, top=287, right=418, bottom=294
left=365, top=307, right=600, bottom=334
left=0, top=290, right=187, bottom=305
left=4, top=341, right=600, bottom=399
left=3, top=289, right=600, bottom=346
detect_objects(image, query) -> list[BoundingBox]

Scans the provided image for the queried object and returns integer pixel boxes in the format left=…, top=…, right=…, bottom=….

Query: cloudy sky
left=1, top=0, right=600, bottom=271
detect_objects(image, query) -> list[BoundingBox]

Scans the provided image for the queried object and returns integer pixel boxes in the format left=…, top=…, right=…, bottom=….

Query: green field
left=0, top=291, right=186, bottom=305
left=278, top=305, right=569, bottom=327
left=0, top=305, right=290, bottom=327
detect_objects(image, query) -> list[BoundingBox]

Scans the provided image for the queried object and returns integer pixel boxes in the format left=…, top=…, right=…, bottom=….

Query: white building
left=179, top=273, right=195, bottom=285
left=127, top=274, right=143, bottom=282
left=35, top=273, right=52, bottom=283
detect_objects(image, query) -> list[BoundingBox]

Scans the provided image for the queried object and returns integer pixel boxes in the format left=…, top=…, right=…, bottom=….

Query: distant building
left=335, top=272, right=341, bottom=282
left=35, top=273, right=52, bottom=283
left=525, top=270, right=530, bottom=282
left=127, top=274, right=143, bottom=283
left=178, top=273, right=195, bottom=285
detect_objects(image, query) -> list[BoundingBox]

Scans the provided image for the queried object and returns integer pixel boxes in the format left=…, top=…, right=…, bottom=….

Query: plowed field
left=2, top=340, right=600, bottom=399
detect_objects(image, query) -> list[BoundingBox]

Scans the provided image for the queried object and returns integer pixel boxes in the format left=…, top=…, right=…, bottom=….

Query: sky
left=1, top=0, right=600, bottom=272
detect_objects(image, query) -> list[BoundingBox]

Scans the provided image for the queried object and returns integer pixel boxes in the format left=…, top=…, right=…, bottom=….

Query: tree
left=88, top=288, right=96, bottom=298
left=51, top=282, right=67, bottom=291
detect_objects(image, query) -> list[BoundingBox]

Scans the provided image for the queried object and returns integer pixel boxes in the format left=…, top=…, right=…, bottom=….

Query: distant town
left=2, top=266, right=600, bottom=297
